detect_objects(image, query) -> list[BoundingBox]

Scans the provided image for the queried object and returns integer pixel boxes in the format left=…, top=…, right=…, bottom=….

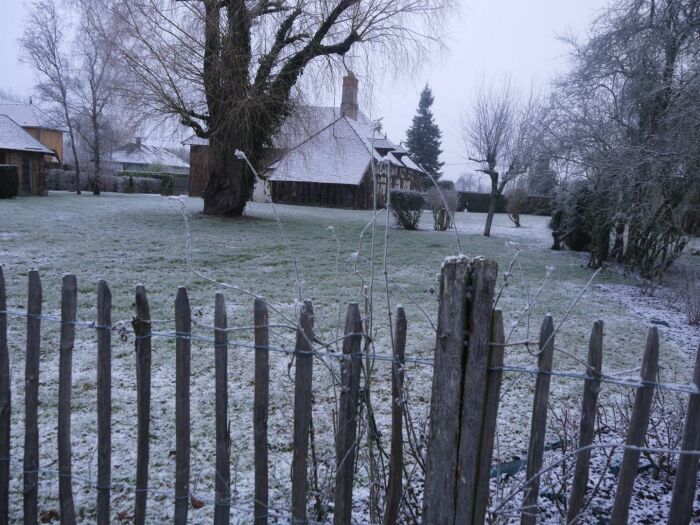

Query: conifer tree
left=405, top=85, right=444, bottom=187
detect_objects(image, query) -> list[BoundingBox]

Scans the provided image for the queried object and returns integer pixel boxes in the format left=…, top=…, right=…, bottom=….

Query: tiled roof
left=0, top=115, right=53, bottom=154
left=182, top=107, right=424, bottom=186
left=112, top=142, right=190, bottom=169
left=0, top=102, right=59, bottom=130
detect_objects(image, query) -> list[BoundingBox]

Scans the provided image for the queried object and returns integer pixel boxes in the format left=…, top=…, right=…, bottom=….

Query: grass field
left=1, top=191, right=698, bottom=523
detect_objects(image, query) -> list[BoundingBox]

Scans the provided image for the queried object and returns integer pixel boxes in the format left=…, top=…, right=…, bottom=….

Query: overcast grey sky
left=1, top=0, right=607, bottom=180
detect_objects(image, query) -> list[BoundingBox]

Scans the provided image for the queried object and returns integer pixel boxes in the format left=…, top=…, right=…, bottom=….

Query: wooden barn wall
left=24, top=127, right=63, bottom=164
left=4, top=150, right=46, bottom=195
left=188, top=145, right=209, bottom=197
left=270, top=181, right=371, bottom=209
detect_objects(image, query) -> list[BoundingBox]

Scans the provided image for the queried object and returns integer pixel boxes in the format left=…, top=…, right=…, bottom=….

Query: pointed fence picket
left=0, top=262, right=697, bottom=525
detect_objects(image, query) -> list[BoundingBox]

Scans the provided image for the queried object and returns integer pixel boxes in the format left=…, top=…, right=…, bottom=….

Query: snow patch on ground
left=595, top=283, right=700, bottom=358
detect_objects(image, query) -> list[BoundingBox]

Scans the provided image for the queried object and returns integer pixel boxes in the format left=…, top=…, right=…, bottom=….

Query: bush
left=456, top=191, right=507, bottom=213
left=0, top=165, right=19, bottom=198
left=390, top=190, right=424, bottom=230
left=160, top=175, right=174, bottom=196
left=679, top=266, right=700, bottom=325
left=426, top=187, right=458, bottom=231
left=506, top=187, right=529, bottom=227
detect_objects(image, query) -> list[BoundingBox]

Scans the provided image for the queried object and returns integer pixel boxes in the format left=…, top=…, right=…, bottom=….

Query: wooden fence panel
left=133, top=285, right=151, bottom=525
left=609, top=327, right=659, bottom=525
left=214, top=293, right=230, bottom=525
left=667, top=341, right=700, bottom=525
left=59, top=275, right=77, bottom=525
left=96, top=280, right=112, bottom=525
left=0, top=267, right=9, bottom=525
left=333, top=303, right=363, bottom=525
left=473, top=309, right=505, bottom=525
left=383, top=307, right=407, bottom=525
left=567, top=320, right=604, bottom=524
left=24, top=270, right=41, bottom=525
left=520, top=315, right=555, bottom=525
left=291, top=301, right=314, bottom=524
left=423, top=258, right=471, bottom=524
left=455, top=258, right=498, bottom=524
left=174, top=287, right=191, bottom=525
left=253, top=298, right=269, bottom=525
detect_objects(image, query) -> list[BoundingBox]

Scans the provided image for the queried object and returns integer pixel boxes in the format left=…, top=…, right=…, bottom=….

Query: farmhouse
left=111, top=137, right=189, bottom=174
left=0, top=101, right=63, bottom=165
left=184, top=74, right=425, bottom=208
left=0, top=114, right=54, bottom=195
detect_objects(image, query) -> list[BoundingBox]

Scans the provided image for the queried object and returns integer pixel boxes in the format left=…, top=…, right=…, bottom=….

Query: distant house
left=0, top=101, right=63, bottom=165
left=184, top=74, right=425, bottom=208
left=111, top=138, right=189, bottom=174
left=0, top=114, right=55, bottom=195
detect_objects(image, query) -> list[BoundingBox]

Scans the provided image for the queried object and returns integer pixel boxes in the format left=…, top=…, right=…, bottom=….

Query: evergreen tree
left=405, top=85, right=444, bottom=187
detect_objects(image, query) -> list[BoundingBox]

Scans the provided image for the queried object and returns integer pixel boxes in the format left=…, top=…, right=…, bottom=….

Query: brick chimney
left=340, top=73, right=359, bottom=120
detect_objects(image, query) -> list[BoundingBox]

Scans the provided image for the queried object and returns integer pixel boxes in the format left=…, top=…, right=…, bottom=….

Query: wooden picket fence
left=0, top=258, right=699, bottom=525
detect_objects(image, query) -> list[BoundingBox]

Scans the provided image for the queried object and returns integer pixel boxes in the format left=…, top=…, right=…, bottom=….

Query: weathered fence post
left=59, top=275, right=78, bottom=525
left=0, top=267, right=9, bottom=525
left=423, top=258, right=471, bottom=524
left=473, top=309, right=505, bottom=525
left=423, top=256, right=498, bottom=524
left=174, top=287, right=191, bottom=525
left=96, top=280, right=112, bottom=525
left=333, top=303, right=363, bottom=525
left=520, top=314, right=555, bottom=525
left=667, top=341, right=700, bottom=525
left=567, top=320, right=604, bottom=525
left=609, top=327, right=659, bottom=525
left=456, top=258, right=499, bottom=524
left=383, top=306, right=407, bottom=525
left=133, top=285, right=151, bottom=525
left=291, top=301, right=314, bottom=524
left=214, top=293, right=230, bottom=525
left=24, top=270, right=41, bottom=525
left=253, top=298, right=269, bottom=525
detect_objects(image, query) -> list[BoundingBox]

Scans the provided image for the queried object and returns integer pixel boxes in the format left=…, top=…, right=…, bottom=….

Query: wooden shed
left=0, top=115, right=53, bottom=195
left=0, top=102, right=63, bottom=166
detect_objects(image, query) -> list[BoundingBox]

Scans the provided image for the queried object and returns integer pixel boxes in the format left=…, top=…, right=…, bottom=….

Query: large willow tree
left=109, top=0, right=447, bottom=216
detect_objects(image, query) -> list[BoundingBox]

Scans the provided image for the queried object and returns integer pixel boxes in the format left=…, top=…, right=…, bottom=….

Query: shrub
left=679, top=266, right=700, bottom=325
left=0, top=165, right=19, bottom=198
left=390, top=189, right=424, bottom=230
left=160, top=175, right=174, bottom=196
left=506, top=187, right=529, bottom=227
left=426, top=187, right=458, bottom=231
left=125, top=175, right=134, bottom=193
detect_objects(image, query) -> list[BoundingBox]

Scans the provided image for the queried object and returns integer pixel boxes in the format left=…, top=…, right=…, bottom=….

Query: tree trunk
left=92, top=110, right=101, bottom=196
left=62, top=101, right=81, bottom=195
left=483, top=177, right=499, bottom=237
left=202, top=133, right=253, bottom=216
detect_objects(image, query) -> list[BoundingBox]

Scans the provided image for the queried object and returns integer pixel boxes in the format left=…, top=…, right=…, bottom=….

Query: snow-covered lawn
left=1, top=192, right=698, bottom=523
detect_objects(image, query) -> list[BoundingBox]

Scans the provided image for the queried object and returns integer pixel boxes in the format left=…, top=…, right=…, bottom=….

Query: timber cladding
left=0, top=151, right=46, bottom=196
left=23, top=127, right=63, bottom=165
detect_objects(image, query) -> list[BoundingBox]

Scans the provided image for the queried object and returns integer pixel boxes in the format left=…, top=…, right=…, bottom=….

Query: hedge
left=456, top=191, right=552, bottom=216
left=0, top=165, right=19, bottom=199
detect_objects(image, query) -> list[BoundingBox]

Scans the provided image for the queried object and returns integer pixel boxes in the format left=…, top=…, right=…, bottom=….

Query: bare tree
left=72, top=0, right=119, bottom=195
left=106, top=0, right=449, bottom=216
left=462, top=80, right=540, bottom=236
left=545, top=0, right=700, bottom=280
left=20, top=0, right=82, bottom=193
